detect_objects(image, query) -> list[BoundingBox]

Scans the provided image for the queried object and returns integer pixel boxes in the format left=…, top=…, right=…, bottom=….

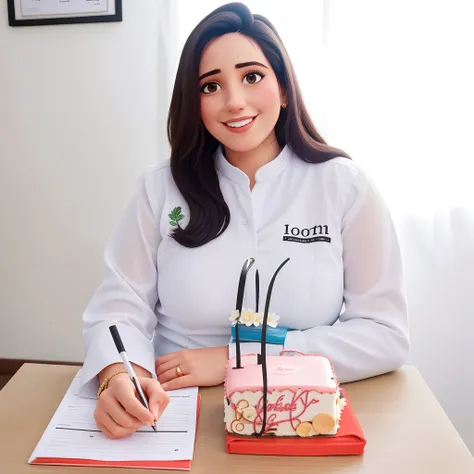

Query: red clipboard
left=226, top=389, right=366, bottom=456
left=31, top=396, right=201, bottom=471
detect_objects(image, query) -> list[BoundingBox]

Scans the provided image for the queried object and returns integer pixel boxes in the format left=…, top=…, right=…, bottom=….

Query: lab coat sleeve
left=284, top=168, right=409, bottom=383
left=79, top=169, right=162, bottom=398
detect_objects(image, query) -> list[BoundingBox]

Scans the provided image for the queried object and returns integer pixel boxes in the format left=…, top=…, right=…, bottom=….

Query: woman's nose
left=225, top=87, right=246, bottom=112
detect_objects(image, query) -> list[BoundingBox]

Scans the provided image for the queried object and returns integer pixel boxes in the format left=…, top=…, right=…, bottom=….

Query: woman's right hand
left=94, top=373, right=170, bottom=439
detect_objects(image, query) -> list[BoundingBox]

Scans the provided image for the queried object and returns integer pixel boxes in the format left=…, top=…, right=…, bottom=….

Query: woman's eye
left=201, top=83, right=221, bottom=94
left=243, top=72, right=264, bottom=85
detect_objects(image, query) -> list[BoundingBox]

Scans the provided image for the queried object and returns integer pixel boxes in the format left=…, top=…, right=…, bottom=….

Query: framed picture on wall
left=7, top=0, right=122, bottom=27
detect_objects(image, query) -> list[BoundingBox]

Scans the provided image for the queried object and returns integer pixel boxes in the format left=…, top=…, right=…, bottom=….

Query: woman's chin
left=219, top=135, right=268, bottom=154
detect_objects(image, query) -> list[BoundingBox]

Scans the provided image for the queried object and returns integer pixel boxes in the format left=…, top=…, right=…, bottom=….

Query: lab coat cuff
left=79, top=322, right=156, bottom=398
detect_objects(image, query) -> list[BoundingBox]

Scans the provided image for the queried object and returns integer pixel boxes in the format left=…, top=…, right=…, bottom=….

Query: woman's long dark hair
left=168, top=2, right=351, bottom=248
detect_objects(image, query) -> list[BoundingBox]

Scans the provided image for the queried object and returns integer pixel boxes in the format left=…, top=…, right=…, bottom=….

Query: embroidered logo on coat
left=168, top=206, right=184, bottom=227
left=282, top=224, right=331, bottom=243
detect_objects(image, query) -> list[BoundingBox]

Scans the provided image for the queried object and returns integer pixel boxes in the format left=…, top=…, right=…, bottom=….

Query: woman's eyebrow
left=199, top=61, right=268, bottom=81
left=235, top=61, right=268, bottom=70
left=199, top=69, right=220, bottom=81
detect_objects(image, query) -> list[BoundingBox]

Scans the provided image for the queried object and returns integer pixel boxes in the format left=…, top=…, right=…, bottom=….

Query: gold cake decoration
left=312, top=413, right=336, bottom=434
left=295, top=422, right=313, bottom=437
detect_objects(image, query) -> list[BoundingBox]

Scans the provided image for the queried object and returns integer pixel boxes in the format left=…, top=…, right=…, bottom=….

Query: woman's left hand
left=155, top=346, right=229, bottom=391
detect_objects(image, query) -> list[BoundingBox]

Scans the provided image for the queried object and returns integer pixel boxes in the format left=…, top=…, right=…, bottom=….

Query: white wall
left=0, top=0, right=170, bottom=361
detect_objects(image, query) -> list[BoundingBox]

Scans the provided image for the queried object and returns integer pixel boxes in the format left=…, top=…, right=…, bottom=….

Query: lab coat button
left=243, top=220, right=248, bottom=225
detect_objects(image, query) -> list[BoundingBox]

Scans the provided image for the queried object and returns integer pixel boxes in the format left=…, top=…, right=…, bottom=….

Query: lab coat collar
left=215, top=145, right=292, bottom=185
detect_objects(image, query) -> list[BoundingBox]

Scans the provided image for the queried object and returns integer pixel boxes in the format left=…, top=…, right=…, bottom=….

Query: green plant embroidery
left=169, top=206, right=184, bottom=227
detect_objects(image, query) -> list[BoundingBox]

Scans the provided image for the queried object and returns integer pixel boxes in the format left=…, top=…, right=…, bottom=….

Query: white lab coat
left=80, top=145, right=409, bottom=397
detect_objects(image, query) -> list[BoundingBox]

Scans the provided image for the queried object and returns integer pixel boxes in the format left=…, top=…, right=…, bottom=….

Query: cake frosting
left=224, top=352, right=346, bottom=437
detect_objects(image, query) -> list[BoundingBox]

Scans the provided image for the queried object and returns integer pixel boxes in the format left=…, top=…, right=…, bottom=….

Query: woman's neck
left=224, top=133, right=282, bottom=190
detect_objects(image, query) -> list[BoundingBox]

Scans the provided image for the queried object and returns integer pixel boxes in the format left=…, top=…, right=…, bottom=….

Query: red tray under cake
left=226, top=388, right=366, bottom=456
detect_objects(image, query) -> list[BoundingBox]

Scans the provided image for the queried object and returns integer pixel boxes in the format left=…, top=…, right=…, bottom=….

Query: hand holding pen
left=93, top=325, right=170, bottom=439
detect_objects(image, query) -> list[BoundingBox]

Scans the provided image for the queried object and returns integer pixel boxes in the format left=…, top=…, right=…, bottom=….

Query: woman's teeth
left=226, top=117, right=254, bottom=128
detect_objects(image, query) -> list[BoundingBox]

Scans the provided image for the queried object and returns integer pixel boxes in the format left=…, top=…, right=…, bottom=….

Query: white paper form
left=29, top=371, right=199, bottom=463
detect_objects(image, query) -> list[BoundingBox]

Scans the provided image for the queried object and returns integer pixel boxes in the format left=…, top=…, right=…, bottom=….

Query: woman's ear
left=280, top=89, right=288, bottom=108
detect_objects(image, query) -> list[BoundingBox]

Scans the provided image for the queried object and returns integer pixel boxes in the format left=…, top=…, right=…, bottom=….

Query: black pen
left=109, top=325, right=157, bottom=432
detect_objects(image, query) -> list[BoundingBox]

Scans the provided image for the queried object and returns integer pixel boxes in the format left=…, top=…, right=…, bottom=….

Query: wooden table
left=0, top=364, right=473, bottom=473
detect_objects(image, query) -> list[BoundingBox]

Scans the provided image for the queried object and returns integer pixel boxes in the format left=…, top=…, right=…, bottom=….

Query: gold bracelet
left=97, top=371, right=128, bottom=399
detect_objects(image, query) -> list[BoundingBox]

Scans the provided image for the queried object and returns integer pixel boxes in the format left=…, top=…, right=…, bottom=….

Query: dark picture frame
left=7, top=0, right=122, bottom=27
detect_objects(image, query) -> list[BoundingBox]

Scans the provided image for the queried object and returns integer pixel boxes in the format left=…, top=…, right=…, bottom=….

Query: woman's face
left=199, top=33, right=285, bottom=154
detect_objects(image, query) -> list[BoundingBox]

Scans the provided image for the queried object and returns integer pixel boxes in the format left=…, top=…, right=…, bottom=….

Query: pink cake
left=224, top=352, right=346, bottom=437
left=225, top=256, right=346, bottom=437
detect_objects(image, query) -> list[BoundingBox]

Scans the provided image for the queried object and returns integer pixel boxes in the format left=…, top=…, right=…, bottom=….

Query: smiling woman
left=198, top=35, right=283, bottom=165
left=168, top=3, right=350, bottom=248
left=81, top=2, right=409, bottom=441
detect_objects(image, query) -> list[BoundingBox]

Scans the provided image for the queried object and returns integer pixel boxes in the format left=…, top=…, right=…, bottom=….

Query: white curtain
left=162, top=0, right=474, bottom=452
